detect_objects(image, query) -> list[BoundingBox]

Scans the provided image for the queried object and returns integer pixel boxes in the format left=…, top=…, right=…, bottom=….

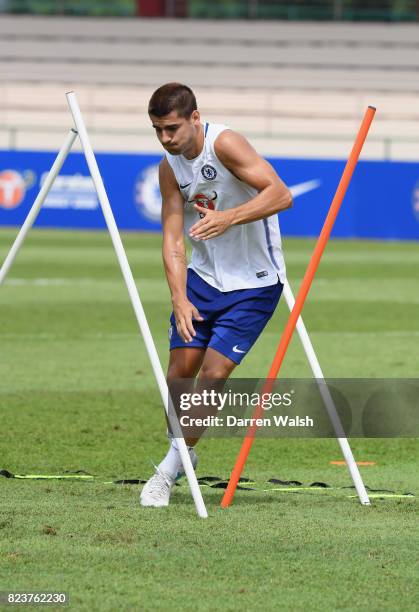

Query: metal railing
left=189, top=1, right=419, bottom=21
left=0, top=124, right=417, bottom=161
left=0, top=0, right=136, bottom=16
left=0, top=0, right=418, bottom=20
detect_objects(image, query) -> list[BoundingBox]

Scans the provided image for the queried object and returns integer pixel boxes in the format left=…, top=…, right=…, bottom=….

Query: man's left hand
left=189, top=204, right=234, bottom=240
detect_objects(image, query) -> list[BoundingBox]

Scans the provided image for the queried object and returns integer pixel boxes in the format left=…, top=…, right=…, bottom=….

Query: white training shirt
left=165, top=122, right=286, bottom=292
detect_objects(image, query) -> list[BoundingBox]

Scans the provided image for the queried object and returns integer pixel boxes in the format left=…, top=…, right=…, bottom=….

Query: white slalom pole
left=0, top=129, right=78, bottom=285
left=66, top=91, right=208, bottom=518
left=282, top=279, right=370, bottom=505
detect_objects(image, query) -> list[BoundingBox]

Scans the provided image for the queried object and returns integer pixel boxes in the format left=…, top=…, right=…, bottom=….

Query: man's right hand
left=172, top=298, right=204, bottom=343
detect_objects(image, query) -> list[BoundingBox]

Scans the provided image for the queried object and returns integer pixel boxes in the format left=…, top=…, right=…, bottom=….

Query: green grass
left=0, top=229, right=418, bottom=611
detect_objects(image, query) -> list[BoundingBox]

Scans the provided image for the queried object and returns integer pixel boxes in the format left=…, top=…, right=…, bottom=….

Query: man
left=140, top=82, right=292, bottom=507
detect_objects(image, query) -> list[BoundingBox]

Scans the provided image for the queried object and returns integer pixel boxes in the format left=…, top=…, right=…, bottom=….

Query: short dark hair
left=148, top=83, right=197, bottom=119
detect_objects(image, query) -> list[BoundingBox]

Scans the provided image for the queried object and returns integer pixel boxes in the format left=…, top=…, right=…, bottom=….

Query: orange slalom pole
left=221, top=106, right=376, bottom=508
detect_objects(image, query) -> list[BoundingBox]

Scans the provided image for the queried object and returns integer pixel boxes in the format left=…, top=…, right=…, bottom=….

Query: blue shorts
left=169, top=269, right=283, bottom=364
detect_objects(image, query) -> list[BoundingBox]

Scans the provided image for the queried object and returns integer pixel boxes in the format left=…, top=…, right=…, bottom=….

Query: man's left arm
left=189, top=130, right=292, bottom=241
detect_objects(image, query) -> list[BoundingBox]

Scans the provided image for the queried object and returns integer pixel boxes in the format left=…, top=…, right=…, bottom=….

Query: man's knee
left=167, top=348, right=205, bottom=382
left=167, top=363, right=189, bottom=383
left=167, top=361, right=200, bottom=383
left=199, top=361, right=235, bottom=380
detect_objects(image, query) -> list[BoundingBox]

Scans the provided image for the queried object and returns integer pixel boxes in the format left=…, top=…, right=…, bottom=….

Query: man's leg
left=181, top=348, right=238, bottom=445
left=164, top=346, right=206, bottom=453
left=140, top=347, right=205, bottom=508
left=167, top=347, right=206, bottom=381
left=199, top=347, right=238, bottom=381
left=159, top=347, right=237, bottom=475
left=180, top=280, right=283, bottom=446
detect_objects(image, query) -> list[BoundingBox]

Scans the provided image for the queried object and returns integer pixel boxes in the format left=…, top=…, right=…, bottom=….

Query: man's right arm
left=160, top=158, right=203, bottom=343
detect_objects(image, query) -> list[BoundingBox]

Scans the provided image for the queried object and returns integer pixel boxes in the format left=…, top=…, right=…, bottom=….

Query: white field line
left=2, top=250, right=418, bottom=266
left=2, top=277, right=167, bottom=286
left=2, top=277, right=419, bottom=304
left=1, top=331, right=419, bottom=340
left=3, top=277, right=114, bottom=286
left=285, top=252, right=419, bottom=263
left=0, top=332, right=140, bottom=339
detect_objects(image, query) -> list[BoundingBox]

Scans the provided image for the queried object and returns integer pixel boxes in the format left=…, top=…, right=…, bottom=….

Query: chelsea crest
left=201, top=164, right=217, bottom=181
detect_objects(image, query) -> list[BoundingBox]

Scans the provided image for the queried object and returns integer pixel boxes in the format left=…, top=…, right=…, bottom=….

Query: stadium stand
left=0, top=15, right=418, bottom=158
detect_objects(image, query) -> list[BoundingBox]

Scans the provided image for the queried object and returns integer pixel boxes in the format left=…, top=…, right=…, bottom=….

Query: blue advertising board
left=0, top=149, right=418, bottom=240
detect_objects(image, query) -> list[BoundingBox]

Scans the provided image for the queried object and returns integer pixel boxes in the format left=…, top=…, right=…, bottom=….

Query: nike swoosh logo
left=180, top=182, right=192, bottom=189
left=289, top=179, right=321, bottom=198
left=232, top=345, right=246, bottom=354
